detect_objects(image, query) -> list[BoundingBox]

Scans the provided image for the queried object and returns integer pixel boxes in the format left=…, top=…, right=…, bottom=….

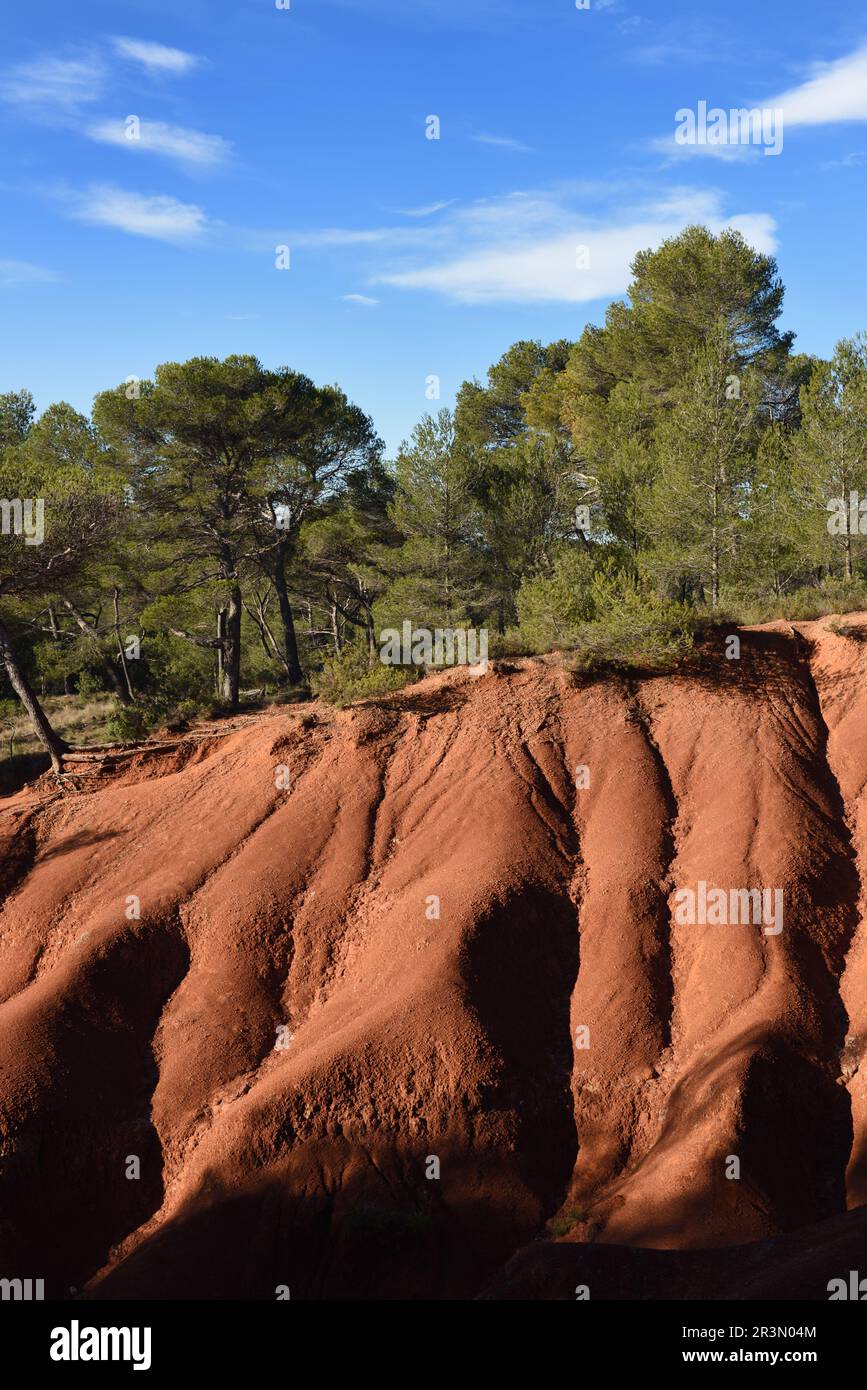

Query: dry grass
left=0, top=694, right=115, bottom=760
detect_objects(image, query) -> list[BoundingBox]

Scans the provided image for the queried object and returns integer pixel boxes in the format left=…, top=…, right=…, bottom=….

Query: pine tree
left=388, top=410, right=483, bottom=628
left=794, top=335, right=867, bottom=582
left=567, top=379, right=657, bottom=578
left=650, top=323, right=755, bottom=607
left=564, top=225, right=793, bottom=409
left=94, top=356, right=319, bottom=707
left=744, top=422, right=819, bottom=597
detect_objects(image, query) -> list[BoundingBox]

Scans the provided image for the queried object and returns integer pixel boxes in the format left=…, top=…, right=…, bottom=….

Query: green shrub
left=76, top=670, right=104, bottom=699
left=518, top=551, right=696, bottom=670
left=311, top=644, right=413, bottom=707
left=161, top=698, right=211, bottom=731
left=104, top=692, right=215, bottom=742
left=516, top=548, right=597, bottom=648
left=723, top=578, right=867, bottom=626
left=488, top=630, right=541, bottom=658
left=573, top=576, right=696, bottom=670
left=104, top=702, right=152, bottom=743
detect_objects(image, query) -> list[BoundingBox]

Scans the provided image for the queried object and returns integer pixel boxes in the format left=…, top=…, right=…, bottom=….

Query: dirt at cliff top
left=2, top=615, right=867, bottom=1300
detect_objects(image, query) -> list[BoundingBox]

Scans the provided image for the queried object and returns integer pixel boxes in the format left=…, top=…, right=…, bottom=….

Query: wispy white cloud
left=342, top=293, right=379, bottom=306
left=283, top=185, right=775, bottom=306
left=370, top=186, right=776, bottom=304
left=1, top=38, right=200, bottom=123
left=66, top=184, right=210, bottom=243
left=629, top=40, right=714, bottom=66
left=623, top=16, right=735, bottom=67
left=646, top=42, right=867, bottom=165
left=822, top=150, right=867, bottom=170
left=87, top=117, right=231, bottom=170
left=394, top=200, right=456, bottom=217
left=765, top=44, right=867, bottom=126
left=290, top=226, right=436, bottom=248
left=471, top=133, right=532, bottom=153
left=652, top=42, right=867, bottom=160
left=0, top=53, right=105, bottom=113
left=1, top=42, right=219, bottom=178
left=111, top=37, right=200, bottom=76
left=648, top=132, right=758, bottom=162
left=0, top=258, right=59, bottom=288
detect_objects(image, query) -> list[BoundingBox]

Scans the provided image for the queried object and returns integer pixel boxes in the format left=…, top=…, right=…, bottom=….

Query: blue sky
left=2, top=0, right=866, bottom=454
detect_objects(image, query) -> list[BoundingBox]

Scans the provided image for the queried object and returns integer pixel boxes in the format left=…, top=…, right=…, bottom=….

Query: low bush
left=310, top=644, right=414, bottom=707
left=519, top=552, right=697, bottom=671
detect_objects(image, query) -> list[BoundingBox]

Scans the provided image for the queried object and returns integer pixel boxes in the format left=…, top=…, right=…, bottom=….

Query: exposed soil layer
left=2, top=616, right=867, bottom=1300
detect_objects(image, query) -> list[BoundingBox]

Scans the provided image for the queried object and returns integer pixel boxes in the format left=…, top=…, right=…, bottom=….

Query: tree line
left=2, top=224, right=867, bottom=771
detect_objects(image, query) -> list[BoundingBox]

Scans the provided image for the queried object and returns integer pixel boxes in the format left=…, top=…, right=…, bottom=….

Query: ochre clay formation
left=2, top=617, right=867, bottom=1299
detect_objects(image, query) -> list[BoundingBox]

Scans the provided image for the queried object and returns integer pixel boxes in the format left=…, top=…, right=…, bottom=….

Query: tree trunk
left=215, top=608, right=226, bottom=695
left=245, top=598, right=291, bottom=677
left=113, top=588, right=136, bottom=702
left=273, top=540, right=303, bottom=684
left=0, top=614, right=68, bottom=772
left=711, top=481, right=720, bottom=608
left=246, top=603, right=275, bottom=663
left=221, top=585, right=242, bottom=709
left=845, top=527, right=853, bottom=581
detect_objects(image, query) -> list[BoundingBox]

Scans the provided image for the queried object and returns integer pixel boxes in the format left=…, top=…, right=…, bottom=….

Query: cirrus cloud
left=0, top=53, right=105, bottom=113
left=110, top=37, right=200, bottom=76
left=471, top=133, right=533, bottom=153
left=0, top=258, right=59, bottom=288
left=67, top=184, right=210, bottom=242
left=87, top=118, right=231, bottom=170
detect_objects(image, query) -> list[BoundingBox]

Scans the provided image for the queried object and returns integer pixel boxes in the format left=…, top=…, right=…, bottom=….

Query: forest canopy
left=2, top=224, right=866, bottom=766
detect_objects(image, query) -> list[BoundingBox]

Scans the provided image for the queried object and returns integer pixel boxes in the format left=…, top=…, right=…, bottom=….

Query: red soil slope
left=2, top=616, right=867, bottom=1301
